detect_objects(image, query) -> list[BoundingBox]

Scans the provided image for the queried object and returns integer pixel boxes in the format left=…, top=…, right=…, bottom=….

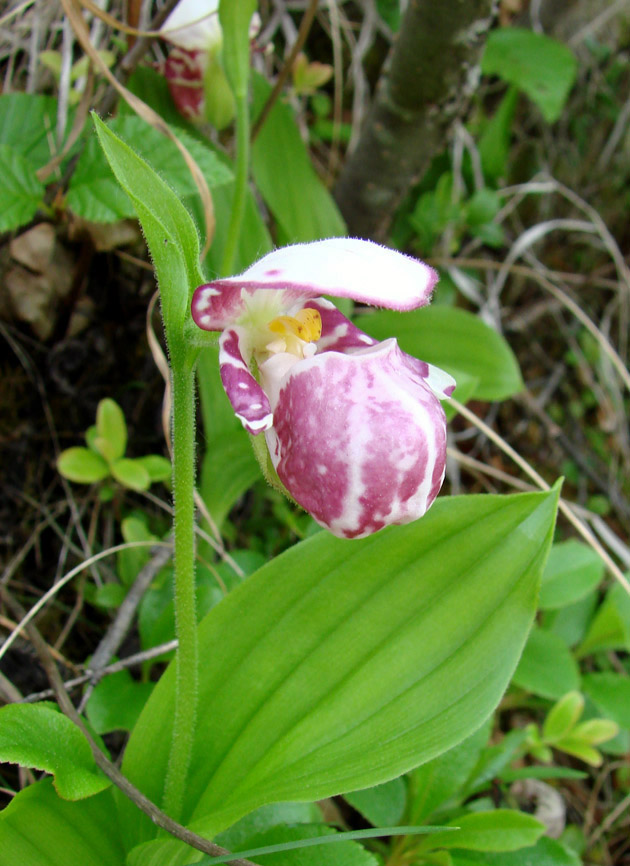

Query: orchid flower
left=191, top=238, right=455, bottom=539
left=160, top=0, right=259, bottom=127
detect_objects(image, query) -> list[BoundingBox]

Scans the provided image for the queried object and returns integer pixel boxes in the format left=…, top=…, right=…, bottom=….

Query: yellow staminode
left=268, top=308, right=322, bottom=343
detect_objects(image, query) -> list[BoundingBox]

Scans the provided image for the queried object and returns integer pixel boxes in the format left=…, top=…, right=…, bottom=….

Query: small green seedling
left=57, top=398, right=171, bottom=495
left=524, top=691, right=619, bottom=766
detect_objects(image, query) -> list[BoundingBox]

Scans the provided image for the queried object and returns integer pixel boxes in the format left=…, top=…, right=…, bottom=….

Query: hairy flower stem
left=221, top=92, right=250, bottom=277
left=163, top=360, right=198, bottom=821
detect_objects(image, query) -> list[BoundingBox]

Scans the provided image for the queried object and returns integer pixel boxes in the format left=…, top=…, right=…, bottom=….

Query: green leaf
left=544, top=591, right=597, bottom=648
left=136, top=454, right=172, bottom=483
left=481, top=28, right=577, bottom=123
left=68, top=116, right=232, bottom=224
left=137, top=827, right=448, bottom=866
left=358, top=306, right=523, bottom=401
left=118, top=515, right=157, bottom=587
left=0, top=703, right=110, bottom=800
left=0, top=145, right=45, bottom=231
left=408, top=723, right=491, bottom=823
left=214, top=802, right=323, bottom=853
left=512, top=627, right=580, bottom=699
left=542, top=691, right=584, bottom=742
left=443, top=372, right=478, bottom=420
left=118, top=487, right=559, bottom=853
left=539, top=540, right=604, bottom=609
left=91, top=582, right=127, bottom=609
left=200, top=431, right=259, bottom=528
left=478, top=87, right=519, bottom=181
left=583, top=673, right=630, bottom=729
left=500, top=766, right=587, bottom=782
left=86, top=670, right=154, bottom=734
left=570, top=718, right=618, bottom=745
left=96, top=398, right=127, bottom=461
left=465, top=189, right=502, bottom=226
left=577, top=583, right=630, bottom=656
left=452, top=834, right=581, bottom=866
left=92, top=114, right=203, bottom=347
left=0, top=93, right=60, bottom=167
left=375, top=0, right=401, bottom=31
left=65, top=131, right=133, bottom=222
left=552, top=737, right=602, bottom=767
left=464, top=729, right=530, bottom=794
left=421, top=810, right=544, bottom=853
left=57, top=446, right=109, bottom=483
left=111, top=457, right=151, bottom=491
left=251, top=73, right=346, bottom=243
left=0, top=779, right=125, bottom=865
left=345, top=777, right=407, bottom=827
left=215, top=823, right=379, bottom=866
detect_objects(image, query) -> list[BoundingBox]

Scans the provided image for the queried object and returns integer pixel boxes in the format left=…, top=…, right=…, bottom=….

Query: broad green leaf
left=65, top=132, right=133, bottom=222
left=539, top=540, right=604, bottom=609
left=96, top=397, right=127, bottom=461
left=481, top=28, right=577, bottom=123
left=0, top=779, right=125, bottom=866
left=200, top=431, right=259, bottom=528
left=216, top=823, right=379, bottom=866
left=118, top=487, right=559, bottom=853
left=136, top=454, right=172, bottom=482
left=0, top=93, right=60, bottom=167
left=544, top=591, right=598, bottom=648
left=214, top=802, right=323, bottom=853
left=111, top=457, right=151, bottom=491
left=582, top=673, right=630, bottom=729
left=419, top=810, right=544, bottom=853
left=408, top=722, right=491, bottom=823
left=0, top=703, right=110, bottom=800
left=452, top=834, right=581, bottom=866
left=444, top=372, right=478, bottom=420
left=345, top=777, right=407, bottom=827
left=251, top=73, right=346, bottom=244
left=358, top=306, right=523, bottom=401
left=68, top=116, right=232, bottom=224
left=0, top=145, right=44, bottom=231
left=577, top=583, right=630, bottom=657
left=512, top=627, right=580, bottom=699
left=92, top=115, right=203, bottom=346
left=86, top=670, right=154, bottom=734
left=57, top=446, right=109, bottom=483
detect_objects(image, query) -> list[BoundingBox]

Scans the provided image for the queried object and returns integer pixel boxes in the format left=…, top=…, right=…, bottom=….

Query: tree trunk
left=334, top=0, right=497, bottom=241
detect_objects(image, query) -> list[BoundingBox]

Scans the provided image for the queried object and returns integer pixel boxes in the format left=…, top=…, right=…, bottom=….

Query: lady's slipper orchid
left=191, top=238, right=455, bottom=539
left=160, top=0, right=258, bottom=127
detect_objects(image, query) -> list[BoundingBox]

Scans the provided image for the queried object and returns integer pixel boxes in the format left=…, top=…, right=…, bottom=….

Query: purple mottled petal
left=400, top=353, right=456, bottom=399
left=191, top=238, right=437, bottom=330
left=219, top=327, right=273, bottom=434
left=264, top=338, right=447, bottom=539
left=307, top=298, right=456, bottom=397
left=305, top=299, right=379, bottom=353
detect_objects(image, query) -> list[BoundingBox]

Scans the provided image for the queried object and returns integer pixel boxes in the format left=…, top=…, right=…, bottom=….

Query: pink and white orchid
left=160, top=0, right=259, bottom=127
left=191, top=238, right=455, bottom=539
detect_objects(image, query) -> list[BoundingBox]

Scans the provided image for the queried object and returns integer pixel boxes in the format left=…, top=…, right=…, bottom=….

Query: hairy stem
left=163, top=359, right=198, bottom=821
